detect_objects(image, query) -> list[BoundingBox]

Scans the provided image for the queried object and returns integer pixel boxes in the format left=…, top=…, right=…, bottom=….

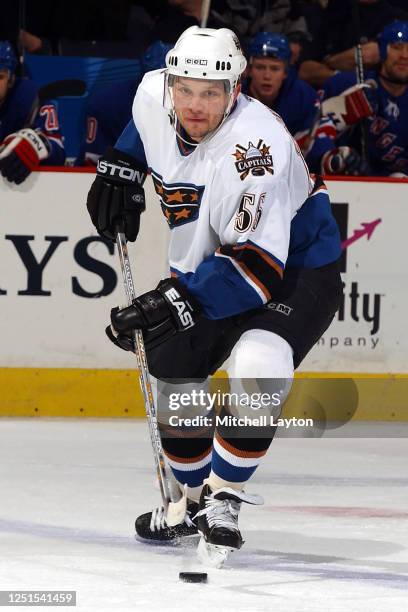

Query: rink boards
left=0, top=170, right=407, bottom=419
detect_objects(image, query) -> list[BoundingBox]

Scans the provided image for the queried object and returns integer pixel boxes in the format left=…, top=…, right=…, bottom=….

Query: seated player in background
left=77, top=41, right=171, bottom=165
left=0, top=42, right=65, bottom=185
left=298, top=0, right=408, bottom=88
left=314, top=21, right=408, bottom=177
left=86, top=26, right=342, bottom=565
left=242, top=32, right=320, bottom=155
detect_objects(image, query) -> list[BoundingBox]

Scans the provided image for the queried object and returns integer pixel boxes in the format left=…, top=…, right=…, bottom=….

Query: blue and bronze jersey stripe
left=216, top=240, right=284, bottom=301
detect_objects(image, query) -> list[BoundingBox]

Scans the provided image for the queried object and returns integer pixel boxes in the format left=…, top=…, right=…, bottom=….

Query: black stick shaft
left=18, top=0, right=26, bottom=75
left=351, top=0, right=369, bottom=170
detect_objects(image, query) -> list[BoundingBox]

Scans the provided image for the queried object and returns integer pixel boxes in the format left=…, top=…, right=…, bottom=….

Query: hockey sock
left=155, top=377, right=216, bottom=500
left=208, top=408, right=277, bottom=491
left=160, top=422, right=214, bottom=502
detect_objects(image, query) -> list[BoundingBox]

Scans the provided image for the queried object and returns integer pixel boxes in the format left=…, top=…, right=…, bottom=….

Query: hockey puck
left=179, top=572, right=208, bottom=583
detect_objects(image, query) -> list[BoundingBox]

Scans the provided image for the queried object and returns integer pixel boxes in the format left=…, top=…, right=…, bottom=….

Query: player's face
left=0, top=69, right=12, bottom=104
left=383, top=42, right=408, bottom=83
left=249, top=58, right=286, bottom=105
left=172, top=77, right=229, bottom=141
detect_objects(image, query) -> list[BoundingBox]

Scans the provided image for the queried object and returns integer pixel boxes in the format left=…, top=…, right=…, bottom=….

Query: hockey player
left=77, top=41, right=172, bottom=165
left=316, top=21, right=408, bottom=177
left=242, top=32, right=320, bottom=152
left=242, top=31, right=333, bottom=171
left=0, top=42, right=65, bottom=185
left=86, top=26, right=342, bottom=564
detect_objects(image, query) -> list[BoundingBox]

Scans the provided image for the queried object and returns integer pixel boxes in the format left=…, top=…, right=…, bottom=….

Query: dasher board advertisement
left=0, top=171, right=407, bottom=373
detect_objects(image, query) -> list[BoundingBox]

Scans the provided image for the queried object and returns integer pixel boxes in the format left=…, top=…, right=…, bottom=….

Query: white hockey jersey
left=116, top=69, right=341, bottom=319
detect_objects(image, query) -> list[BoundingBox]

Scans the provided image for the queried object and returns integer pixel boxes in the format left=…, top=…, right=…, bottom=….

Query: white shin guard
left=227, top=329, right=294, bottom=414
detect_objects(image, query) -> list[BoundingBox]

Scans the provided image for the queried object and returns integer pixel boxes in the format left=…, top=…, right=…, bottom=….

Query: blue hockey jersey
left=77, top=79, right=139, bottom=165
left=322, top=70, right=408, bottom=176
left=0, top=78, right=65, bottom=166
left=242, top=68, right=320, bottom=143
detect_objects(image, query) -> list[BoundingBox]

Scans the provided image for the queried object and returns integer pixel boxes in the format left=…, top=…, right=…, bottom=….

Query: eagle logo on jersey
left=151, top=170, right=205, bottom=229
left=232, top=140, right=274, bottom=180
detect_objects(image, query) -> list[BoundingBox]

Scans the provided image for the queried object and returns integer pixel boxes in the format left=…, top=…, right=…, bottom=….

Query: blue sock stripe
left=211, top=448, right=258, bottom=483
left=171, top=463, right=211, bottom=487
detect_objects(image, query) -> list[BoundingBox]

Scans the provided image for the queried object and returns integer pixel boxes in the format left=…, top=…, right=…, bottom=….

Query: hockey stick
left=115, top=229, right=188, bottom=526
left=18, top=0, right=27, bottom=75
left=351, top=0, right=369, bottom=171
left=201, top=0, right=211, bottom=28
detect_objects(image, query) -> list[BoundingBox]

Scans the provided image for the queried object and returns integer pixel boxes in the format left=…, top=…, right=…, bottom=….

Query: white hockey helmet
left=166, top=26, right=247, bottom=85
left=165, top=26, right=247, bottom=119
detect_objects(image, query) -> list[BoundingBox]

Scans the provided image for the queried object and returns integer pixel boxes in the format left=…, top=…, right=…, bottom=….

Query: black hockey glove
left=106, top=278, right=201, bottom=351
left=86, top=146, right=147, bottom=242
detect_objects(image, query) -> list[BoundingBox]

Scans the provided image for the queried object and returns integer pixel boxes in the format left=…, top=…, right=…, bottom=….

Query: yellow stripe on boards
left=0, top=368, right=143, bottom=418
left=0, top=368, right=407, bottom=420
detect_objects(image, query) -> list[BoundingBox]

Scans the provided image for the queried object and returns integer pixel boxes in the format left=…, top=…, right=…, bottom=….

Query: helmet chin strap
left=174, top=116, right=200, bottom=148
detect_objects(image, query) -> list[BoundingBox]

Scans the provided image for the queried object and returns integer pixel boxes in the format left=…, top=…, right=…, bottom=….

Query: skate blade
left=197, top=536, right=234, bottom=569
left=134, top=533, right=197, bottom=547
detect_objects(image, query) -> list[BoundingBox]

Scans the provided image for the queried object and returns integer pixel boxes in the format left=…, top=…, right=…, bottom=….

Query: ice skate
left=135, top=500, right=199, bottom=543
left=195, top=484, right=263, bottom=568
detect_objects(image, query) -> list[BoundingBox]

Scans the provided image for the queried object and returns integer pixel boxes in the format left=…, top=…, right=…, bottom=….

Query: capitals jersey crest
left=151, top=169, right=205, bottom=229
left=232, top=139, right=274, bottom=180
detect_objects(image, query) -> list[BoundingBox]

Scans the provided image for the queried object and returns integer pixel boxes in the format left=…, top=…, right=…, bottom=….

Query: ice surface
left=0, top=419, right=407, bottom=611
